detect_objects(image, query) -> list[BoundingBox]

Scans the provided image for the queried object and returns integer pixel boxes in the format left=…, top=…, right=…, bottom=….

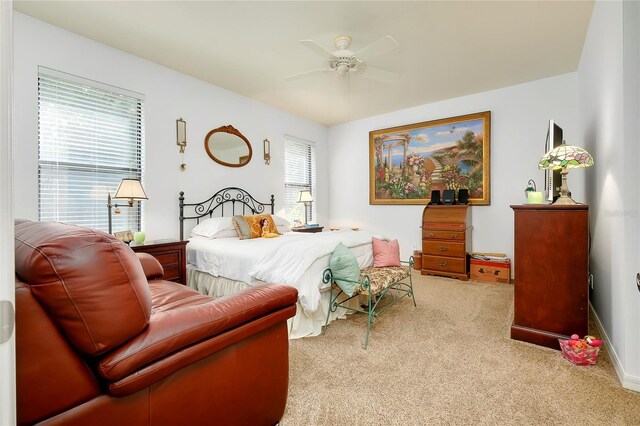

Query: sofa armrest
left=98, top=282, right=297, bottom=385
left=136, top=252, right=164, bottom=280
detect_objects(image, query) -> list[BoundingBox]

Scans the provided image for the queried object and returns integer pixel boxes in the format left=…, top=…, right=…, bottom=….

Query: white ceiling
left=14, top=1, right=594, bottom=126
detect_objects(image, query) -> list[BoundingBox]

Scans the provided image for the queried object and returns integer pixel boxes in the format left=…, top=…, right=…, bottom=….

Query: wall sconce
left=107, top=178, right=148, bottom=234
left=176, top=118, right=187, bottom=153
left=176, top=118, right=187, bottom=171
left=263, top=138, right=271, bottom=165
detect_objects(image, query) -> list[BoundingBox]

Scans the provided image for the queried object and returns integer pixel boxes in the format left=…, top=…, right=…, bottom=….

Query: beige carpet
left=282, top=272, right=640, bottom=425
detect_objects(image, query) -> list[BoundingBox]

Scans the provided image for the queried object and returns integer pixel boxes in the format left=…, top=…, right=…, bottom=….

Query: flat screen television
left=545, top=120, right=563, bottom=202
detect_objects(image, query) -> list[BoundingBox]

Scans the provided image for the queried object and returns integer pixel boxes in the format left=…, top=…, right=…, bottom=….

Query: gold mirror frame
left=204, top=125, right=252, bottom=168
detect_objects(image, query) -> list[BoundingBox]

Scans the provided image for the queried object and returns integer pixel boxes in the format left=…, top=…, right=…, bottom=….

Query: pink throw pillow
left=372, top=237, right=401, bottom=267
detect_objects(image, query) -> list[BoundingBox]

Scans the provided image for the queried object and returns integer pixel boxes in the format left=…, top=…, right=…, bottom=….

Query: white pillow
left=190, top=217, right=235, bottom=239
left=276, top=224, right=291, bottom=234
left=209, top=228, right=239, bottom=238
left=272, top=215, right=291, bottom=228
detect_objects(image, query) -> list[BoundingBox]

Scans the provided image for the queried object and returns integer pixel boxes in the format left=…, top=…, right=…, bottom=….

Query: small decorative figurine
left=524, top=179, right=536, bottom=199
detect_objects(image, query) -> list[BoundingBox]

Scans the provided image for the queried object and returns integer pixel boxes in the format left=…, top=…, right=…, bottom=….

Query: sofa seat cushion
left=98, top=281, right=298, bottom=389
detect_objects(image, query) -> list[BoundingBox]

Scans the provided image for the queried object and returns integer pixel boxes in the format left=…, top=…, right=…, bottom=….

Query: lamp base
left=552, top=166, right=577, bottom=205
left=552, top=195, right=577, bottom=205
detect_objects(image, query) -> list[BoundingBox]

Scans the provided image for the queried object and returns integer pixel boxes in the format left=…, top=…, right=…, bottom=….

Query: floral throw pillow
left=232, top=214, right=279, bottom=239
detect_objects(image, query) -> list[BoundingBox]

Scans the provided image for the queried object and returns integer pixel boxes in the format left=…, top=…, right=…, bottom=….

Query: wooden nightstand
left=131, top=239, right=188, bottom=284
left=291, top=226, right=324, bottom=233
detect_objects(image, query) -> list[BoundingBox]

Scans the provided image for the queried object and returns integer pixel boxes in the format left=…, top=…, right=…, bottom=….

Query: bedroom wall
left=577, top=0, right=640, bottom=390
left=12, top=12, right=329, bottom=239
left=327, top=73, right=580, bottom=263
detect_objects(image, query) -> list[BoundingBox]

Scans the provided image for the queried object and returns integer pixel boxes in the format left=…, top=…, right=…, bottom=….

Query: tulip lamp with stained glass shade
left=538, top=141, right=594, bottom=205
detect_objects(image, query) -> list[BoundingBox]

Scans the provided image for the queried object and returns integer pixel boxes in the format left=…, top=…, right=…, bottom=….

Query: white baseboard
left=590, top=303, right=640, bottom=392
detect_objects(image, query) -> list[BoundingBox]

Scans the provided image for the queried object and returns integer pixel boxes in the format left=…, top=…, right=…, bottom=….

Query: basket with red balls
left=558, top=334, right=603, bottom=366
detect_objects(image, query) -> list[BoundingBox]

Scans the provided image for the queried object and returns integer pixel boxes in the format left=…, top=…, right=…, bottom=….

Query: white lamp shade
left=297, top=190, right=313, bottom=203
left=113, top=178, right=148, bottom=200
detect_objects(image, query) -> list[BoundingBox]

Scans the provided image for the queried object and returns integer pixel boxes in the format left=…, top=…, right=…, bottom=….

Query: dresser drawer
left=422, top=255, right=466, bottom=274
left=422, top=229, right=465, bottom=241
left=422, top=240, right=466, bottom=258
left=162, top=264, right=180, bottom=282
left=153, top=251, right=180, bottom=266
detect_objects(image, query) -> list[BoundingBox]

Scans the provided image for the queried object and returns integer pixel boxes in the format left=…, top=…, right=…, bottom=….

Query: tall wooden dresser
left=510, top=204, right=589, bottom=349
left=421, top=205, right=471, bottom=281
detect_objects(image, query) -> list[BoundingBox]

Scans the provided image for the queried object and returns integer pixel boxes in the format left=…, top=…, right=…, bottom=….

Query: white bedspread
left=188, top=235, right=281, bottom=283
left=187, top=230, right=375, bottom=313
left=249, top=230, right=373, bottom=282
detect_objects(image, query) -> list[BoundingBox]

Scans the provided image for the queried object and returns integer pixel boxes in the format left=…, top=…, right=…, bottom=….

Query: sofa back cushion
left=14, top=221, right=151, bottom=355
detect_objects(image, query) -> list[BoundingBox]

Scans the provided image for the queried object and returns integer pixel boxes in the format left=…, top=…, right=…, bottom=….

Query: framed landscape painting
left=369, top=111, right=491, bottom=205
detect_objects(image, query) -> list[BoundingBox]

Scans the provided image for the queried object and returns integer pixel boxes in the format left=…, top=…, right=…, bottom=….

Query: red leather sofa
left=14, top=220, right=297, bottom=425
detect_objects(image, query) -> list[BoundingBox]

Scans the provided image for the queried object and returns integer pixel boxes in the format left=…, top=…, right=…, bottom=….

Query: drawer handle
left=438, top=261, right=448, bottom=266
left=451, top=234, right=458, bottom=239
left=438, top=246, right=448, bottom=252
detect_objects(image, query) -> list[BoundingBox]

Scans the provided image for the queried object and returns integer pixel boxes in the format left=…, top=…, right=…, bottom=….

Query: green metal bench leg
left=323, top=287, right=340, bottom=335
left=364, top=292, right=373, bottom=349
left=409, top=270, right=417, bottom=307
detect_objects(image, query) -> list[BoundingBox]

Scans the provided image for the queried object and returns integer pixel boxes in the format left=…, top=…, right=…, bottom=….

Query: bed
left=179, top=187, right=375, bottom=338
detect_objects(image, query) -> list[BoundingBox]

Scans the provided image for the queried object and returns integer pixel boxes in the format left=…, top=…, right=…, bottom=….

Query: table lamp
left=108, top=178, right=148, bottom=233
left=538, top=141, right=593, bottom=205
left=297, top=190, right=313, bottom=225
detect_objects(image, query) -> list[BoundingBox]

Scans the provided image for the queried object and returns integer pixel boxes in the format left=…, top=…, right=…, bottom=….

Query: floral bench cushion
left=357, top=266, right=410, bottom=296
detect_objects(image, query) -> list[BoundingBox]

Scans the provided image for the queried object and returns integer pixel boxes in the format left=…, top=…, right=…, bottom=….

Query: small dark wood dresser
left=131, top=239, right=188, bottom=285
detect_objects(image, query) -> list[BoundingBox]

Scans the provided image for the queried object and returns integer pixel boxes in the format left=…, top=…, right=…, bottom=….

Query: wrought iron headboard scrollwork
left=179, top=187, right=275, bottom=240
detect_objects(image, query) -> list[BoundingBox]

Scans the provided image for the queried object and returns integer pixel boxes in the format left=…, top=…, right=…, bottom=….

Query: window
left=38, top=67, right=144, bottom=233
left=284, top=135, right=316, bottom=225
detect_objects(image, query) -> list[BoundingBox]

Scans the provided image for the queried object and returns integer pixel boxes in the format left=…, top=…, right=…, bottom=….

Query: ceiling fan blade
left=360, top=66, right=399, bottom=83
left=283, top=68, right=333, bottom=81
left=354, top=35, right=399, bottom=62
left=299, top=39, right=335, bottom=59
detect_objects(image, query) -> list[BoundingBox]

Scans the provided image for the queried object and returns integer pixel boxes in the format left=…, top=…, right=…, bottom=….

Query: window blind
left=38, top=68, right=145, bottom=233
left=284, top=135, right=316, bottom=225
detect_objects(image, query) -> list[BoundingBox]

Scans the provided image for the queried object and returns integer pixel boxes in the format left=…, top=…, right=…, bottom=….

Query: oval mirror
left=204, top=125, right=252, bottom=167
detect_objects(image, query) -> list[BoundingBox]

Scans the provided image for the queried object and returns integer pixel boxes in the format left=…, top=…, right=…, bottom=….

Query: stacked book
left=469, top=252, right=511, bottom=263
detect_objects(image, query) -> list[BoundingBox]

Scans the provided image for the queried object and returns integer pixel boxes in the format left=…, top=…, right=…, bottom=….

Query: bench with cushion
left=322, top=257, right=416, bottom=349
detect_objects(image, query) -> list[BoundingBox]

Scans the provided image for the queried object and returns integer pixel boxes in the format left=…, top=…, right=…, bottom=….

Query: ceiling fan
left=284, top=35, right=399, bottom=83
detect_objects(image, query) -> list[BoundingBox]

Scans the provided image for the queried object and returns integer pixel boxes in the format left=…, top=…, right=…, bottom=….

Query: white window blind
left=284, top=135, right=316, bottom=225
left=38, top=67, right=145, bottom=233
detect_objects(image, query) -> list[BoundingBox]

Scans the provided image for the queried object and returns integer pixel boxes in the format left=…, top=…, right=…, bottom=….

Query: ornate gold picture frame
left=369, top=111, right=491, bottom=205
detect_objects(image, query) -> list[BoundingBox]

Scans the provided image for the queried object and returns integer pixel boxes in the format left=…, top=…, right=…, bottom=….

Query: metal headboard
left=179, top=187, right=275, bottom=240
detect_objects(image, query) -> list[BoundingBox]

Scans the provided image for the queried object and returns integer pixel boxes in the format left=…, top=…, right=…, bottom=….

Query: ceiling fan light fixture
left=336, top=63, right=350, bottom=75
left=334, top=36, right=352, bottom=50
left=287, top=34, right=399, bottom=83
